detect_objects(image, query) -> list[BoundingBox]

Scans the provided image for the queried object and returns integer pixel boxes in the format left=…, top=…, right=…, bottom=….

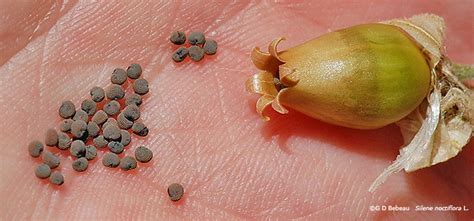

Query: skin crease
left=0, top=0, right=473, bottom=220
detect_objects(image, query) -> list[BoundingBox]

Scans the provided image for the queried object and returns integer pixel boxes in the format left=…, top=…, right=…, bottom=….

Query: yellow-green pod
left=246, top=23, right=431, bottom=129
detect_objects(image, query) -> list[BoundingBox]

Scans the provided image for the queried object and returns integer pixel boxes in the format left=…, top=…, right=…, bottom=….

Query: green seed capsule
left=246, top=24, right=431, bottom=129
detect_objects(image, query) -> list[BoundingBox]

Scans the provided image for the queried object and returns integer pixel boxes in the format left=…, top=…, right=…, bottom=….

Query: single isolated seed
left=35, top=164, right=51, bottom=179
left=81, top=99, right=97, bottom=116
left=188, top=45, right=205, bottom=62
left=127, top=63, right=142, bottom=79
left=44, top=129, right=58, bottom=147
left=57, top=132, right=72, bottom=150
left=167, top=183, right=184, bottom=202
left=111, top=68, right=127, bottom=85
left=90, top=86, right=105, bottom=102
left=49, top=171, right=64, bottom=185
left=188, top=32, right=205, bottom=45
left=72, top=157, right=88, bottom=172
left=85, top=145, right=97, bottom=160
left=102, top=152, right=120, bottom=168
left=103, top=100, right=121, bottom=116
left=135, top=146, right=153, bottom=163
left=118, top=113, right=133, bottom=129
left=123, top=104, right=140, bottom=121
left=71, top=120, right=87, bottom=138
left=119, top=156, right=137, bottom=171
left=59, top=100, right=76, bottom=119
left=59, top=119, right=74, bottom=132
left=102, top=117, right=118, bottom=129
left=132, top=122, right=149, bottom=137
left=133, top=78, right=149, bottom=95
left=87, top=121, right=100, bottom=138
left=73, top=109, right=89, bottom=122
left=92, top=110, right=108, bottom=125
left=93, top=135, right=108, bottom=148
left=70, top=140, right=86, bottom=158
left=169, top=31, right=186, bottom=45
left=43, top=151, right=60, bottom=169
left=203, top=39, right=218, bottom=55
left=108, top=141, right=124, bottom=154
left=28, top=140, right=44, bottom=158
left=106, top=84, right=125, bottom=100
left=103, top=124, right=121, bottom=141
left=125, top=93, right=142, bottom=106
left=120, top=130, right=131, bottom=146
left=172, top=47, right=188, bottom=62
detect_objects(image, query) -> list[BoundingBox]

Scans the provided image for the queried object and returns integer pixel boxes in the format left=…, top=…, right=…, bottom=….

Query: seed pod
left=188, top=45, right=205, bottom=62
left=108, top=141, right=124, bottom=154
left=169, top=31, right=186, bottom=45
left=71, top=120, right=87, bottom=138
left=85, top=145, right=97, bottom=160
left=203, top=39, right=218, bottom=55
left=49, top=171, right=64, bottom=185
left=172, top=47, right=188, bottom=62
left=120, top=130, right=131, bottom=146
left=44, top=129, right=58, bottom=147
left=188, top=32, right=205, bottom=45
left=57, top=132, right=72, bottom=150
left=125, top=93, right=142, bottom=106
left=102, top=152, right=120, bottom=168
left=70, top=140, right=86, bottom=158
left=135, top=146, right=153, bottom=163
left=127, top=63, right=142, bottom=79
left=59, top=119, right=74, bottom=132
left=72, top=157, right=88, bottom=172
left=103, top=124, right=121, bottom=141
left=132, top=122, right=148, bottom=136
left=59, top=100, right=75, bottom=119
left=118, top=113, right=133, bottom=130
left=167, top=183, right=184, bottom=201
left=133, top=79, right=149, bottom=95
left=123, top=104, right=140, bottom=121
left=35, top=164, right=51, bottom=179
left=246, top=24, right=431, bottom=129
left=119, top=156, right=137, bottom=171
left=81, top=99, right=97, bottom=116
left=111, top=68, right=127, bottom=85
left=73, top=109, right=89, bottom=122
left=106, top=84, right=125, bottom=100
left=104, top=100, right=121, bottom=116
left=43, top=151, right=60, bottom=169
left=92, top=110, right=108, bottom=125
left=90, top=86, right=105, bottom=102
left=93, top=135, right=108, bottom=148
left=28, top=140, right=44, bottom=158
left=87, top=121, right=100, bottom=138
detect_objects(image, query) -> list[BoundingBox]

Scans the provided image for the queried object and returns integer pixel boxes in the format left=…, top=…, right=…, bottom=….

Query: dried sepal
left=245, top=71, right=286, bottom=120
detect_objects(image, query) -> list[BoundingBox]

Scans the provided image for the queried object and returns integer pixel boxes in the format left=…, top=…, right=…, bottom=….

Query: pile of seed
left=170, top=31, right=218, bottom=62
left=28, top=64, right=154, bottom=185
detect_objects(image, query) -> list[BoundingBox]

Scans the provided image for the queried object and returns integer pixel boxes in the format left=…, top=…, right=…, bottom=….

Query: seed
left=135, top=146, right=153, bottom=163
left=169, top=31, right=186, bottom=45
left=117, top=113, right=133, bottom=129
left=167, top=183, right=184, bottom=201
left=57, top=132, right=72, bottom=150
left=90, top=86, right=105, bottom=102
left=119, top=156, right=137, bottom=171
left=81, top=99, right=97, bottom=116
left=106, top=84, right=125, bottom=100
left=72, top=157, right=88, bottom=172
left=49, top=171, right=64, bottom=185
left=123, top=104, right=140, bottom=121
left=93, top=135, right=108, bottom=148
left=132, top=122, right=149, bottom=136
left=111, top=68, right=127, bottom=85
left=102, top=117, right=118, bottom=129
left=28, top=140, right=44, bottom=158
left=92, top=110, right=108, bottom=125
left=35, top=164, right=51, bottom=179
left=172, top=47, right=188, bottom=62
left=125, top=93, right=142, bottom=106
left=87, top=121, right=100, bottom=138
left=103, top=124, right=121, bottom=141
left=73, top=109, right=89, bottom=122
left=127, top=63, right=142, bottom=79
left=43, top=151, right=60, bottom=169
left=133, top=78, right=149, bottom=95
left=59, top=119, right=74, bottom=132
left=102, top=152, right=120, bottom=168
left=188, top=32, right=205, bottom=45
left=203, top=39, right=218, bottom=55
left=70, top=140, right=86, bottom=158
left=85, top=145, right=97, bottom=160
left=104, top=100, right=121, bottom=116
left=188, top=45, right=205, bottom=62
left=108, top=141, right=124, bottom=154
left=120, top=130, right=131, bottom=146
left=44, top=128, right=58, bottom=147
left=59, top=100, right=76, bottom=119
left=71, top=120, right=87, bottom=138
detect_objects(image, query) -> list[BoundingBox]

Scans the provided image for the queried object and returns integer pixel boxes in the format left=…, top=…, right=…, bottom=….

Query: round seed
left=111, top=68, right=127, bottom=85
left=71, top=120, right=87, bottom=138
left=123, top=105, right=140, bottom=121
left=104, top=100, right=121, bottom=116
left=35, top=164, right=51, bottom=179
left=85, top=145, right=97, bottom=160
left=92, top=110, right=108, bottom=125
left=188, top=45, right=205, bottom=62
left=72, top=157, right=88, bottom=172
left=135, top=146, right=153, bottom=163
left=73, top=109, right=89, bottom=122
left=169, top=31, right=186, bottom=45
left=203, top=39, right=218, bottom=55
left=106, top=84, right=125, bottom=100
left=102, top=117, right=118, bottom=129
left=93, top=135, right=108, bottom=148
left=172, top=47, right=188, bottom=62
left=117, top=113, right=133, bottom=129
left=43, top=151, right=60, bottom=169
left=103, top=124, right=121, bottom=141
left=28, top=140, right=44, bottom=158
left=188, top=32, right=205, bottom=45
left=49, top=171, right=64, bottom=185
left=132, top=122, right=148, bottom=137
left=133, top=78, right=149, bottom=95
left=119, top=156, right=137, bottom=171
left=90, top=86, right=105, bottom=102
left=70, top=140, right=86, bottom=158
left=127, top=63, right=142, bottom=79
left=57, top=132, right=72, bottom=150
left=167, top=183, right=184, bottom=201
left=125, top=93, right=142, bottom=106
left=59, top=119, right=74, bottom=132
left=102, top=152, right=120, bottom=168
left=59, top=100, right=75, bottom=119
left=44, top=129, right=58, bottom=147
left=87, top=121, right=100, bottom=138
left=81, top=99, right=97, bottom=116
left=120, top=130, right=131, bottom=146
left=108, top=141, right=124, bottom=154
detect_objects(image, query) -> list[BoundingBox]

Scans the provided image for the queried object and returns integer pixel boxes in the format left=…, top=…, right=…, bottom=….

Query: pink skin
left=0, top=1, right=473, bottom=220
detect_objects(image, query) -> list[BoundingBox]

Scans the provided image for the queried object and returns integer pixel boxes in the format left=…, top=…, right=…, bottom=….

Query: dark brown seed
left=135, top=146, right=153, bottom=163
left=87, top=121, right=100, bottom=138
left=103, top=100, right=121, bottom=116
left=132, top=122, right=148, bottom=137
left=85, top=145, right=97, bottom=160
left=106, top=84, right=125, bottom=100
left=91, top=110, right=108, bottom=125
left=73, top=109, right=89, bottom=122
left=169, top=31, right=186, bottom=45
left=71, top=120, right=87, bottom=138
left=102, top=152, right=120, bottom=168
left=167, top=183, right=184, bottom=201
left=72, top=157, right=88, bottom=172
left=188, top=32, right=205, bottom=45
left=120, top=130, right=131, bottom=146
left=35, top=164, right=51, bottom=179
left=49, top=171, right=64, bottom=185
left=90, top=86, right=105, bottom=102
left=127, top=63, right=142, bottom=79
left=93, top=135, right=108, bottom=148
left=43, top=151, right=60, bottom=169
left=172, top=47, right=188, bottom=63
left=117, top=113, right=133, bottom=129
left=81, top=99, right=97, bottom=116
left=102, top=118, right=118, bottom=130
left=28, top=140, right=44, bottom=158
left=59, top=100, right=76, bottom=119
left=125, top=93, right=142, bottom=106
left=57, top=132, right=72, bottom=150
left=133, top=78, right=149, bottom=95
left=203, top=39, right=218, bottom=55
left=59, top=119, right=74, bottom=132
left=45, top=128, right=58, bottom=146
left=119, top=156, right=137, bottom=171
left=103, top=124, right=121, bottom=141
left=123, top=105, right=140, bottom=121
left=70, top=140, right=86, bottom=158
left=108, top=141, right=124, bottom=154
left=188, top=45, right=205, bottom=62
left=111, top=68, right=127, bottom=85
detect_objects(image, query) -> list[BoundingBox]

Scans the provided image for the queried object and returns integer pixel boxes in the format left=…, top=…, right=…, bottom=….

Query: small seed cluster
left=170, top=31, right=218, bottom=62
left=28, top=64, right=154, bottom=185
